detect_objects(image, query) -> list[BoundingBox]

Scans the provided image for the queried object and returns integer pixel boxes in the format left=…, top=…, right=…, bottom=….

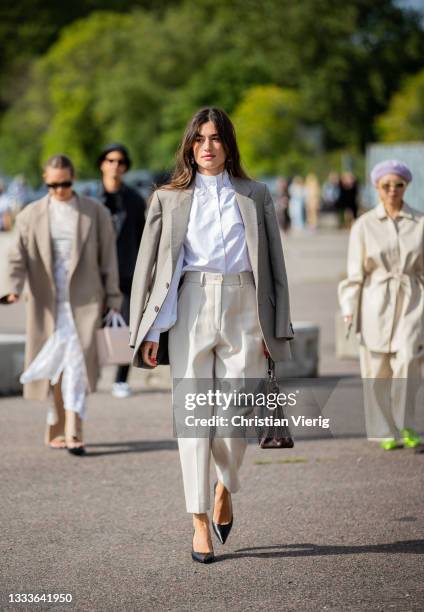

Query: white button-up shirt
left=145, top=170, right=252, bottom=342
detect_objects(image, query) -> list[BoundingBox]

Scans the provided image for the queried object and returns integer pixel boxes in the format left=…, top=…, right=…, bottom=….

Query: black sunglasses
left=46, top=181, right=73, bottom=190
left=104, top=157, right=127, bottom=166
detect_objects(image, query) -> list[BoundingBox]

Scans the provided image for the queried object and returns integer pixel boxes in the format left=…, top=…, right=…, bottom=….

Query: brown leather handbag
left=257, top=357, right=294, bottom=449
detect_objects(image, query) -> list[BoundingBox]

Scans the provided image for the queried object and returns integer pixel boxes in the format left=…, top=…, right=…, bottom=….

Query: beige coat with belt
left=129, top=177, right=294, bottom=367
left=1, top=194, right=122, bottom=400
left=338, top=202, right=424, bottom=357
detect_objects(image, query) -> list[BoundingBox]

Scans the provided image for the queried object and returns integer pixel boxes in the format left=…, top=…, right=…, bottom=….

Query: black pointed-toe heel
left=191, top=550, right=215, bottom=564
left=191, top=531, right=215, bottom=564
left=212, top=482, right=233, bottom=545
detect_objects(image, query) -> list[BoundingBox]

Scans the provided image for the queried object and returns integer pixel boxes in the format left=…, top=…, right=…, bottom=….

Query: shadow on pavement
left=83, top=439, right=178, bottom=456
left=215, top=540, right=424, bottom=562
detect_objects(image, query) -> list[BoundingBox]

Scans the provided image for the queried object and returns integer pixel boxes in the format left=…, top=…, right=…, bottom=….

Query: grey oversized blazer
left=129, top=177, right=294, bottom=367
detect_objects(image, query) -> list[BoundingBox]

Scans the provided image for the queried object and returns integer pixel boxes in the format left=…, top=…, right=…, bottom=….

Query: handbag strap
left=267, top=356, right=276, bottom=382
left=103, top=310, right=126, bottom=328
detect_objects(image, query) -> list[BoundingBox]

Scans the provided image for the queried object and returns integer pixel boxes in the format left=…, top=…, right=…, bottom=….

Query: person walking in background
left=1, top=155, right=121, bottom=455
left=0, top=180, right=13, bottom=231
left=275, top=176, right=291, bottom=232
left=98, top=144, right=146, bottom=399
left=305, top=173, right=321, bottom=230
left=288, top=175, right=306, bottom=229
left=338, top=160, right=423, bottom=451
left=337, top=171, right=359, bottom=227
left=321, top=171, right=340, bottom=213
left=129, top=107, right=293, bottom=563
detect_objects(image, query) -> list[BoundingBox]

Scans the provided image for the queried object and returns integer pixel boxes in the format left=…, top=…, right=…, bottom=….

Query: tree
left=232, top=85, right=307, bottom=176
left=376, top=69, right=424, bottom=141
left=0, top=9, right=198, bottom=180
left=0, top=1, right=180, bottom=112
left=150, top=52, right=271, bottom=170
left=1, top=0, right=424, bottom=181
left=184, top=0, right=424, bottom=149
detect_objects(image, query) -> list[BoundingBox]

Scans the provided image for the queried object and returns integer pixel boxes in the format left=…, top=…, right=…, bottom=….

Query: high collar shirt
left=338, top=201, right=424, bottom=356
left=145, top=171, right=252, bottom=342
left=182, top=170, right=251, bottom=273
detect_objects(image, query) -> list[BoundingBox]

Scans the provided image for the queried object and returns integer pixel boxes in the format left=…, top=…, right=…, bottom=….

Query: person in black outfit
left=337, top=171, right=359, bottom=227
left=97, top=144, right=146, bottom=398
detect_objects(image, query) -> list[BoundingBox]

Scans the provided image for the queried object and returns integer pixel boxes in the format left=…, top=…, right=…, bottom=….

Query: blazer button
left=154, top=306, right=160, bottom=312
left=166, top=282, right=170, bottom=289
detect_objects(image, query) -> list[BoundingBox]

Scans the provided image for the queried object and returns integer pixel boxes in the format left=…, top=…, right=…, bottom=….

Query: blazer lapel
left=34, top=196, right=54, bottom=285
left=68, top=195, right=92, bottom=281
left=170, top=187, right=193, bottom=268
left=231, top=177, right=259, bottom=279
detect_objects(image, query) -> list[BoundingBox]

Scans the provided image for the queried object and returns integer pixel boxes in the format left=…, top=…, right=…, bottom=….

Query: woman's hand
left=141, top=341, right=159, bottom=367
left=6, top=294, right=19, bottom=303
left=262, top=340, right=270, bottom=359
left=343, top=314, right=353, bottom=339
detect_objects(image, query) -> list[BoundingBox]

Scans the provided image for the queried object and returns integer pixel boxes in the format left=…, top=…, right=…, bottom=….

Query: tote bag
left=96, top=311, right=133, bottom=366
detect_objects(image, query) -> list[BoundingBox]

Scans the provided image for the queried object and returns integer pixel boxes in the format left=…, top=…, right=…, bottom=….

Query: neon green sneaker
left=401, top=428, right=422, bottom=449
left=380, top=438, right=401, bottom=451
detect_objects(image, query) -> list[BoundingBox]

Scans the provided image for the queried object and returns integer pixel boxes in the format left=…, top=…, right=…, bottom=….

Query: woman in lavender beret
left=338, top=160, right=424, bottom=450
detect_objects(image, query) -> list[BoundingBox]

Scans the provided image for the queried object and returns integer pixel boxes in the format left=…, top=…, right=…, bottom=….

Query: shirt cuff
left=144, top=329, right=161, bottom=343
left=340, top=301, right=355, bottom=317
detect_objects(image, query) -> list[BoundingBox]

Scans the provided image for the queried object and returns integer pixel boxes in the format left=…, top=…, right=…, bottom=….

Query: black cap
left=97, top=143, right=132, bottom=170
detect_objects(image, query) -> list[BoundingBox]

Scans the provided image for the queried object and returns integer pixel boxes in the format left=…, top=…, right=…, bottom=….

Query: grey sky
left=396, top=0, right=424, bottom=14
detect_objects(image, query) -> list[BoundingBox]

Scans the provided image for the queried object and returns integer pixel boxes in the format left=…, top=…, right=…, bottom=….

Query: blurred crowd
left=0, top=176, right=36, bottom=231
left=1, top=169, right=360, bottom=234
left=274, top=171, right=360, bottom=232
left=0, top=171, right=156, bottom=232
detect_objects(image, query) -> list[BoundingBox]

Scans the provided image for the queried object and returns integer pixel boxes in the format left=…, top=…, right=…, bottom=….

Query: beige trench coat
left=1, top=194, right=122, bottom=400
left=129, top=177, right=294, bottom=367
left=338, top=202, right=424, bottom=357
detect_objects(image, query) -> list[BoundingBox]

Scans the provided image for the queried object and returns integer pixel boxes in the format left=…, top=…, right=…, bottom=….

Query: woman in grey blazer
left=130, top=107, right=293, bottom=563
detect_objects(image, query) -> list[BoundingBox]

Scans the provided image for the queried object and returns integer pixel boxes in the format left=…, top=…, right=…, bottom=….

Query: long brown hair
left=164, top=107, right=249, bottom=190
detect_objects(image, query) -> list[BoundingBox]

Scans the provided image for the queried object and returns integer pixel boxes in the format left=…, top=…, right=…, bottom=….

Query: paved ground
left=1, top=228, right=423, bottom=611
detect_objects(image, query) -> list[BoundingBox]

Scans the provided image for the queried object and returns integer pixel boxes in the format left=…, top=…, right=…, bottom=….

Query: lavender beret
left=371, top=160, right=412, bottom=185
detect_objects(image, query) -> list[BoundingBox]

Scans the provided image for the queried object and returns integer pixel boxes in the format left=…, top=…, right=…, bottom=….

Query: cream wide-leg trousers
left=359, top=346, right=421, bottom=440
left=169, top=271, right=267, bottom=513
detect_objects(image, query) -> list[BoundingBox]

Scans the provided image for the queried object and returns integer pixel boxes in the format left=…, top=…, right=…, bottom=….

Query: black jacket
left=101, top=183, right=146, bottom=294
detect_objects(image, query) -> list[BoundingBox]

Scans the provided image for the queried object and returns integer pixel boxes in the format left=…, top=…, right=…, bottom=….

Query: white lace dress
left=20, top=197, right=88, bottom=421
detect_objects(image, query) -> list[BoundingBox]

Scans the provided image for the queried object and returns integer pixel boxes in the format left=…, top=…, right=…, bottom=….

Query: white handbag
left=96, top=311, right=133, bottom=366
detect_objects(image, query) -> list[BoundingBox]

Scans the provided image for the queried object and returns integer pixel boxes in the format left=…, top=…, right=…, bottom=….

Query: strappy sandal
left=66, top=436, right=86, bottom=456
left=48, top=436, right=67, bottom=450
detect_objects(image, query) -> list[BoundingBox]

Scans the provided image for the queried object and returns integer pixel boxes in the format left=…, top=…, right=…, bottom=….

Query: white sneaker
left=112, top=382, right=132, bottom=398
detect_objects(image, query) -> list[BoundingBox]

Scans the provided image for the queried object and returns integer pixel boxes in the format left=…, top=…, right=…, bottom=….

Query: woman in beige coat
left=338, top=160, right=423, bottom=450
left=1, top=154, right=121, bottom=454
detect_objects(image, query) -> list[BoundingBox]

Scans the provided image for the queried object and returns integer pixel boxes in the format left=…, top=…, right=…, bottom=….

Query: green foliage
left=0, top=1, right=180, bottom=110
left=184, top=0, right=424, bottom=148
left=376, top=69, right=424, bottom=141
left=150, top=52, right=271, bottom=170
left=232, top=85, right=305, bottom=176
left=0, top=10, right=193, bottom=179
left=0, top=0, right=423, bottom=182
